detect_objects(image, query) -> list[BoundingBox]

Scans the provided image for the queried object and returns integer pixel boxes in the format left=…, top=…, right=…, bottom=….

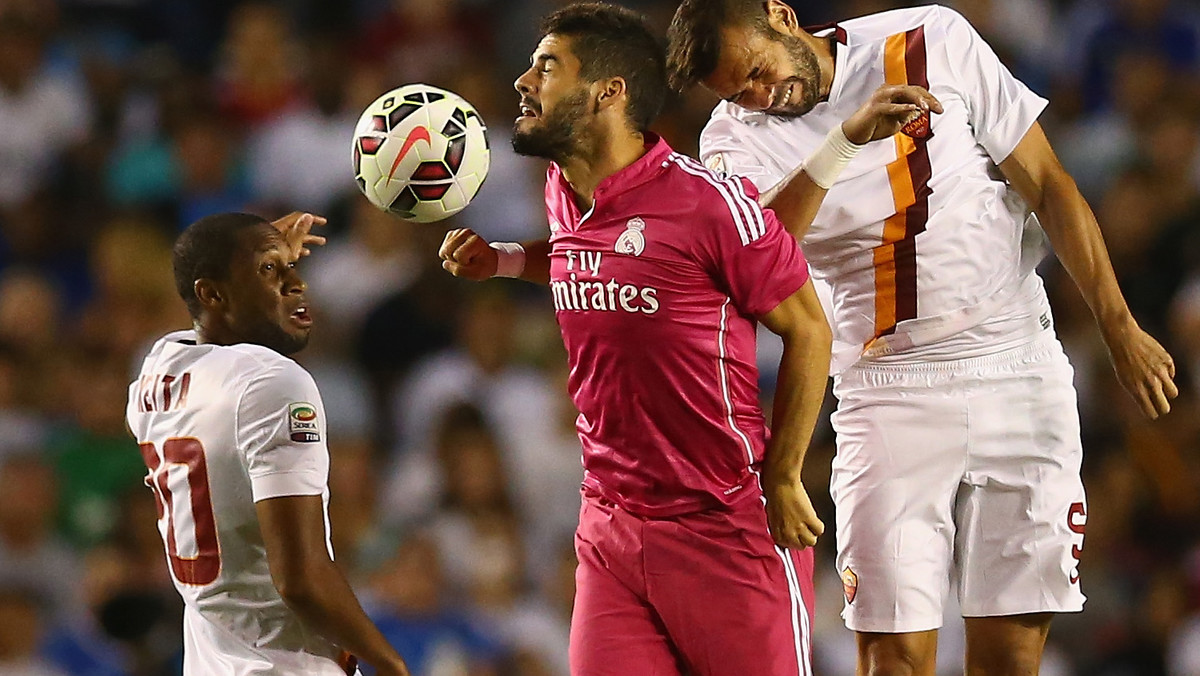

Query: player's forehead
left=530, top=34, right=582, bottom=74
left=234, top=224, right=284, bottom=264
left=704, top=25, right=770, bottom=96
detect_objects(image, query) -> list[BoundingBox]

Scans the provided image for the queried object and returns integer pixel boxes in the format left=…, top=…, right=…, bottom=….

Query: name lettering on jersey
left=288, top=402, right=320, bottom=443
left=554, top=249, right=660, bottom=315
left=565, top=249, right=603, bottom=277
left=137, top=372, right=192, bottom=413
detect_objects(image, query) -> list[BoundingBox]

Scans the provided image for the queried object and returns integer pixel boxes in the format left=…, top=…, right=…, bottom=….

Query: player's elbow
left=271, top=562, right=328, bottom=609
left=782, top=313, right=832, bottom=356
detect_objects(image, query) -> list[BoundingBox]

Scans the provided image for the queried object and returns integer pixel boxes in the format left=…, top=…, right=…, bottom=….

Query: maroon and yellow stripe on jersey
left=874, top=26, right=933, bottom=338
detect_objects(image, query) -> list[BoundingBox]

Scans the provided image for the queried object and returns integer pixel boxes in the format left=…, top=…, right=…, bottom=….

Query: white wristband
left=490, top=241, right=526, bottom=278
left=802, top=124, right=863, bottom=190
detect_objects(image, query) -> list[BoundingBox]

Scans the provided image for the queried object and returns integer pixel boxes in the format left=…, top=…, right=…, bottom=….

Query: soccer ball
left=351, top=84, right=490, bottom=223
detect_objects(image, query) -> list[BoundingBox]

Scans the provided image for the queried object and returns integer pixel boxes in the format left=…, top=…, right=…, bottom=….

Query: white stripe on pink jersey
left=668, top=153, right=764, bottom=246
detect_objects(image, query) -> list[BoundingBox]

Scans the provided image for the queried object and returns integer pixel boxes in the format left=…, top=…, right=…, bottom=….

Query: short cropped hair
left=173, top=212, right=268, bottom=318
left=666, top=0, right=770, bottom=92
left=539, top=2, right=667, bottom=131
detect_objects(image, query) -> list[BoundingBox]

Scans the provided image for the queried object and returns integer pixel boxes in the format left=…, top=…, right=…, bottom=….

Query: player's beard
left=511, top=88, right=591, bottom=164
left=765, top=33, right=822, bottom=118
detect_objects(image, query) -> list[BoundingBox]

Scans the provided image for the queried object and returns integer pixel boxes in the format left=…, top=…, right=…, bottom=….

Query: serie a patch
left=288, top=402, right=320, bottom=443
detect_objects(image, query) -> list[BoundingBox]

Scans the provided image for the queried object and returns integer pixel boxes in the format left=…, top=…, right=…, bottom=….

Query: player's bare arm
left=999, top=122, right=1178, bottom=419
left=257, top=495, right=411, bottom=676
left=757, top=278, right=832, bottom=550
left=439, top=228, right=552, bottom=284
left=761, top=84, right=943, bottom=240
left=271, top=211, right=328, bottom=260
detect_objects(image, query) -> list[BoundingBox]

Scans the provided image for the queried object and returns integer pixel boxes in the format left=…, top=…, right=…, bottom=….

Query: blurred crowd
left=0, top=0, right=1198, bottom=674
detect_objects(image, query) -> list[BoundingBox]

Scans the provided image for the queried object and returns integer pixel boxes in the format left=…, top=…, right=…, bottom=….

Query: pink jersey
left=545, top=135, right=810, bottom=517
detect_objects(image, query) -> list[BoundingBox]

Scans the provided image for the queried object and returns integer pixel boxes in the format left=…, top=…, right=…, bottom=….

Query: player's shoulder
left=661, top=151, right=751, bottom=201
left=660, top=152, right=767, bottom=237
left=839, top=4, right=958, bottom=42
left=222, top=343, right=311, bottom=384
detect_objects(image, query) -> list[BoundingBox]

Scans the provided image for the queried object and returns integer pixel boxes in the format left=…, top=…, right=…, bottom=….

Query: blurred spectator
left=0, top=341, right=46, bottom=457
left=363, top=531, right=504, bottom=676
left=213, top=2, right=301, bottom=128
left=75, top=216, right=188, bottom=360
left=107, top=99, right=250, bottom=230
left=0, top=0, right=92, bottom=209
left=0, top=267, right=61, bottom=367
left=353, top=0, right=488, bottom=85
left=0, top=454, right=81, bottom=626
left=1056, top=49, right=1170, bottom=200
left=43, top=542, right=181, bottom=676
left=1056, top=0, right=1200, bottom=116
left=307, top=198, right=424, bottom=345
left=0, top=586, right=67, bottom=676
left=389, top=288, right=557, bottom=460
left=247, top=35, right=361, bottom=214
left=47, top=351, right=146, bottom=548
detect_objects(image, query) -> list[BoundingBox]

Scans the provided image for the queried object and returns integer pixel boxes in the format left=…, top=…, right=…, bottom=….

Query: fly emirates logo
left=552, top=250, right=660, bottom=315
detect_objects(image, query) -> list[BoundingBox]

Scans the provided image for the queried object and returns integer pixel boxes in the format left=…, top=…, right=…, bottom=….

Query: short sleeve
left=699, top=115, right=784, bottom=193
left=693, top=175, right=810, bottom=317
left=939, top=6, right=1047, bottom=162
left=236, top=360, right=329, bottom=502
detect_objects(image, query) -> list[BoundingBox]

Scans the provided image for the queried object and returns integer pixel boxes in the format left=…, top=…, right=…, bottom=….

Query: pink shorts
left=570, top=488, right=815, bottom=676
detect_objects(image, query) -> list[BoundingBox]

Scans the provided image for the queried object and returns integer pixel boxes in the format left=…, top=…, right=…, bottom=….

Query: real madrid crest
left=615, top=217, right=646, bottom=256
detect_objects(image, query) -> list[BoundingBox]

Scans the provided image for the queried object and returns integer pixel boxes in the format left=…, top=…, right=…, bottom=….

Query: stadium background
left=0, top=0, right=1197, bottom=673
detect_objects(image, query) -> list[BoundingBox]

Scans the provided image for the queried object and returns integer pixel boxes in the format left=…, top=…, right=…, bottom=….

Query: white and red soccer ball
left=351, top=84, right=490, bottom=223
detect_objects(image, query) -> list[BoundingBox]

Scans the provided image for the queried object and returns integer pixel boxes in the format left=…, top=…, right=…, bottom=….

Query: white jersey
left=125, top=330, right=345, bottom=675
left=700, top=5, right=1052, bottom=371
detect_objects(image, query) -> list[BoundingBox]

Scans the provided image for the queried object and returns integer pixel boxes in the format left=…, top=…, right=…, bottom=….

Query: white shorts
left=830, top=335, right=1087, bottom=633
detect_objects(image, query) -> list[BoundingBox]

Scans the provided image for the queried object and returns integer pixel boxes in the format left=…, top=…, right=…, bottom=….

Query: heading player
left=666, top=1, right=1179, bottom=673
left=439, top=3, right=931, bottom=674
left=125, top=212, right=410, bottom=676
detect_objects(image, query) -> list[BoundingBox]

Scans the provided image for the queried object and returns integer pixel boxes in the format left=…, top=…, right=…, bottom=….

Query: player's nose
left=743, top=82, right=773, bottom=111
left=283, top=268, right=306, bottom=294
left=514, top=69, right=535, bottom=96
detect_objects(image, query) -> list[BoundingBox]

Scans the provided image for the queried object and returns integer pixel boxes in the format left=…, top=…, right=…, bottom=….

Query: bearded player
left=666, top=1, right=1178, bottom=673
left=126, top=212, right=410, bottom=675
left=439, top=3, right=934, bottom=674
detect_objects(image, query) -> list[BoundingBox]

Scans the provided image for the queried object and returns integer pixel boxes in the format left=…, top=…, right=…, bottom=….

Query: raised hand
left=439, top=228, right=498, bottom=280
left=271, top=212, right=328, bottom=260
left=842, top=84, right=944, bottom=145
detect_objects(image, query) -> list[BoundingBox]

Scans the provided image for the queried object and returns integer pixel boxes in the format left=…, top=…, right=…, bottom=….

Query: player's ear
left=764, top=0, right=800, bottom=36
left=594, top=77, right=627, bottom=115
left=194, top=278, right=224, bottom=310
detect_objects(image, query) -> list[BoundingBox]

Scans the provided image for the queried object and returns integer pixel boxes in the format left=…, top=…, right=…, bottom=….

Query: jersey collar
left=551, top=133, right=673, bottom=204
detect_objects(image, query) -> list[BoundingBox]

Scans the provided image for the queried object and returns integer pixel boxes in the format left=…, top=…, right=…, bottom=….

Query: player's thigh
left=830, top=374, right=968, bottom=633
left=956, top=345, right=1086, bottom=617
left=643, top=501, right=815, bottom=676
left=571, top=502, right=683, bottom=676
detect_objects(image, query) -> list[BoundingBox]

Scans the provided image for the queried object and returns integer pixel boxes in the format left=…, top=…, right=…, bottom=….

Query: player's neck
left=560, top=130, right=648, bottom=210
left=194, top=321, right=234, bottom=348
left=817, top=34, right=837, bottom=101
left=799, top=31, right=837, bottom=102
